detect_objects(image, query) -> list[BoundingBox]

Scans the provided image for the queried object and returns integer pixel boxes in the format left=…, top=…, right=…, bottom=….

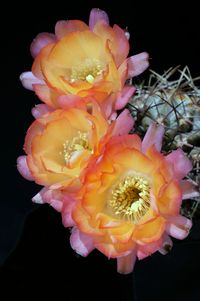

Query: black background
left=1, top=0, right=200, bottom=300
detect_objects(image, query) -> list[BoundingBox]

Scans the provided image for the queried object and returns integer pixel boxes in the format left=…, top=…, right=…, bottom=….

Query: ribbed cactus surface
left=129, top=66, right=200, bottom=218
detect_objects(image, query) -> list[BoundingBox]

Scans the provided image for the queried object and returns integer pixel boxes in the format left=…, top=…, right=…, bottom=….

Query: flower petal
left=127, top=52, right=149, bottom=78
left=157, top=180, right=182, bottom=215
left=166, top=149, right=192, bottom=180
left=133, top=217, right=165, bottom=243
left=30, top=32, right=56, bottom=58
left=117, top=251, right=137, bottom=274
left=180, top=180, right=200, bottom=199
left=114, top=86, right=136, bottom=110
left=20, top=72, right=44, bottom=91
left=62, top=204, right=76, bottom=227
left=55, top=20, right=89, bottom=39
left=142, top=122, right=164, bottom=153
left=33, top=84, right=59, bottom=108
left=32, top=187, right=47, bottom=204
left=57, top=94, right=85, bottom=109
left=112, top=109, right=134, bottom=135
left=112, top=24, right=130, bottom=67
left=32, top=43, right=55, bottom=79
left=166, top=215, right=192, bottom=240
left=89, top=8, right=109, bottom=30
left=70, top=228, right=95, bottom=257
left=31, top=104, right=53, bottom=119
left=93, top=21, right=129, bottom=68
left=60, top=193, right=77, bottom=226
left=17, top=156, right=34, bottom=181
left=137, top=239, right=162, bottom=259
left=33, top=187, right=64, bottom=211
left=96, top=241, right=133, bottom=258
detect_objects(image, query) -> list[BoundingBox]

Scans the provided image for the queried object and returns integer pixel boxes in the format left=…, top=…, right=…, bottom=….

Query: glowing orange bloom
left=20, top=8, right=149, bottom=118
left=17, top=103, right=134, bottom=191
left=68, top=123, right=194, bottom=274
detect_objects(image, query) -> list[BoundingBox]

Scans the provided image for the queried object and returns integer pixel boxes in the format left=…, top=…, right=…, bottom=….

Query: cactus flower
left=17, top=103, right=134, bottom=191
left=66, top=123, right=196, bottom=274
left=20, top=8, right=149, bottom=118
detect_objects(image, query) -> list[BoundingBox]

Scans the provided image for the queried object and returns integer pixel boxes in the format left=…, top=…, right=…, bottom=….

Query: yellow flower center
left=109, top=175, right=151, bottom=223
left=70, top=58, right=103, bottom=83
left=62, top=131, right=91, bottom=163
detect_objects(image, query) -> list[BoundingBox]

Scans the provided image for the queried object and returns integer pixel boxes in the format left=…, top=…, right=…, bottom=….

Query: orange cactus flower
left=67, top=123, right=196, bottom=274
left=17, top=103, right=134, bottom=192
left=20, top=8, right=149, bottom=118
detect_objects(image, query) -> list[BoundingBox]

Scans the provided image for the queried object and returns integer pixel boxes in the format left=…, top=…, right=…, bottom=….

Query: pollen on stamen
left=61, top=131, right=91, bottom=164
left=70, top=58, right=103, bottom=83
left=108, top=175, right=151, bottom=223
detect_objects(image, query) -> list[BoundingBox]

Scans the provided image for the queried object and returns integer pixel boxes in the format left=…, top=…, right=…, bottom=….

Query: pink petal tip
left=70, top=228, right=94, bottom=257
left=89, top=8, right=109, bottom=30
left=127, top=52, right=149, bottom=78
left=113, top=109, right=134, bottom=135
left=166, top=215, right=192, bottom=240
left=115, top=86, right=136, bottom=111
left=20, top=72, right=44, bottom=91
left=30, top=32, right=56, bottom=58
left=142, top=122, right=164, bottom=153
left=31, top=104, right=53, bottom=119
left=166, top=149, right=192, bottom=180
left=17, top=156, right=34, bottom=181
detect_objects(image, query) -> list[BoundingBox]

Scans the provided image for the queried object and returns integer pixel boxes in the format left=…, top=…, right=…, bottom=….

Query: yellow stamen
left=62, top=131, right=91, bottom=163
left=70, top=58, right=103, bottom=83
left=109, top=176, right=151, bottom=223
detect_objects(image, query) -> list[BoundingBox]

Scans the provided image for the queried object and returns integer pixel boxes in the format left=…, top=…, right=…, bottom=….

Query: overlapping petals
left=17, top=8, right=197, bottom=276
left=17, top=102, right=134, bottom=190
left=20, top=8, right=149, bottom=117
left=64, top=123, right=195, bottom=274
